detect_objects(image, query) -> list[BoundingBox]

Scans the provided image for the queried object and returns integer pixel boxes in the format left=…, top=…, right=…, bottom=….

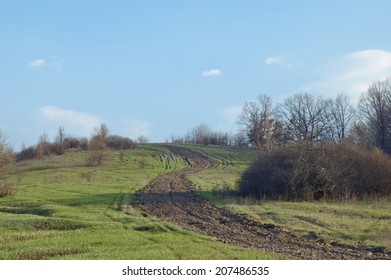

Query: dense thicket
left=238, top=143, right=391, bottom=200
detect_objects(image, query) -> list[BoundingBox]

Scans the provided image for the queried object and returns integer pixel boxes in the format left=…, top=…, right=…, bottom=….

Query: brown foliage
left=239, top=143, right=391, bottom=200
left=0, top=130, right=16, bottom=197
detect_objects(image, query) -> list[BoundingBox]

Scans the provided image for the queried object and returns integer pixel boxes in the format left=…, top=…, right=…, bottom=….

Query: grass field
left=0, top=145, right=281, bottom=259
left=188, top=145, right=391, bottom=253
left=1, top=143, right=390, bottom=259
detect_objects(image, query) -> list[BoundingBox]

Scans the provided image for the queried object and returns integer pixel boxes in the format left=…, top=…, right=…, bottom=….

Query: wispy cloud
left=38, top=106, right=101, bottom=136
left=301, top=49, right=391, bottom=102
left=28, top=59, right=47, bottom=68
left=28, top=57, right=63, bottom=69
left=201, top=69, right=222, bottom=77
left=265, top=56, right=284, bottom=65
left=221, top=106, right=242, bottom=124
left=120, top=119, right=154, bottom=138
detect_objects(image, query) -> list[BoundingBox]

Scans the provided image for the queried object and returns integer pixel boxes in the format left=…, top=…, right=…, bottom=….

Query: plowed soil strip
left=134, top=146, right=390, bottom=260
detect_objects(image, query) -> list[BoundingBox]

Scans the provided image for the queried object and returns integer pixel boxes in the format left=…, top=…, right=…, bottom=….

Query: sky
left=1, top=0, right=391, bottom=149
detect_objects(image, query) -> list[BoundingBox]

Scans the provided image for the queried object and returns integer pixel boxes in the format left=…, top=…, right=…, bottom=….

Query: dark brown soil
left=133, top=145, right=390, bottom=260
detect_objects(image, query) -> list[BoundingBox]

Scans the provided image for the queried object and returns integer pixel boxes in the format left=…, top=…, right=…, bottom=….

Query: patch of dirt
left=133, top=146, right=390, bottom=260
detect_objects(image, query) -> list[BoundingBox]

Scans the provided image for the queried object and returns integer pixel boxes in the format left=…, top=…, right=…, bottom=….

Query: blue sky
left=1, top=0, right=391, bottom=149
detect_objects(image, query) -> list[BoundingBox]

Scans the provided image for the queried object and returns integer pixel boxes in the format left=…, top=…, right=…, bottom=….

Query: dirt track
left=134, top=146, right=390, bottom=260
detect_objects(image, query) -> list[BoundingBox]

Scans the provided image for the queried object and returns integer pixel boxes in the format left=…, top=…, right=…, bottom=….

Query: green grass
left=228, top=200, right=391, bottom=252
left=0, top=144, right=281, bottom=260
left=188, top=145, right=391, bottom=253
left=3, top=143, right=389, bottom=259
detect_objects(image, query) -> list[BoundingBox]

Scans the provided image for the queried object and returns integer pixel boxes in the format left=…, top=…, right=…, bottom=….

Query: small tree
left=137, top=135, right=149, bottom=144
left=237, top=95, right=274, bottom=150
left=329, top=93, right=355, bottom=143
left=35, top=132, right=49, bottom=159
left=358, top=77, right=391, bottom=154
left=88, top=124, right=110, bottom=165
left=0, top=130, right=16, bottom=197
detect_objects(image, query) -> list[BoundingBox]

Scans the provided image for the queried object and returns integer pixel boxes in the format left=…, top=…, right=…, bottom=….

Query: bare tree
left=55, top=126, right=66, bottom=144
left=137, top=135, right=149, bottom=144
left=358, top=77, right=391, bottom=153
left=88, top=124, right=110, bottom=165
left=94, top=123, right=110, bottom=139
left=0, top=130, right=14, bottom=180
left=0, top=130, right=15, bottom=197
left=36, top=132, right=49, bottom=159
left=329, top=93, right=355, bottom=143
left=237, top=95, right=274, bottom=150
left=277, top=92, right=331, bottom=146
left=192, top=123, right=212, bottom=145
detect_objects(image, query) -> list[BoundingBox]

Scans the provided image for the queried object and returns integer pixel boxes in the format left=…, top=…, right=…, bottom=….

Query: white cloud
left=221, top=106, right=242, bottom=124
left=120, top=119, right=154, bottom=139
left=38, top=106, right=101, bottom=136
left=28, top=59, right=47, bottom=68
left=28, top=57, right=63, bottom=69
left=265, top=56, right=284, bottom=65
left=201, top=69, right=222, bottom=77
left=302, top=49, right=391, bottom=103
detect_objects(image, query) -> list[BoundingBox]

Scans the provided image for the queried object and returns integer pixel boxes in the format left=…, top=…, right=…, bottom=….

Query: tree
left=137, top=135, right=149, bottom=144
left=55, top=126, right=66, bottom=144
left=36, top=132, right=49, bottom=158
left=358, top=77, right=391, bottom=153
left=277, top=92, right=331, bottom=146
left=329, top=93, right=355, bottom=143
left=88, top=124, right=110, bottom=165
left=237, top=95, right=274, bottom=150
left=0, top=130, right=15, bottom=197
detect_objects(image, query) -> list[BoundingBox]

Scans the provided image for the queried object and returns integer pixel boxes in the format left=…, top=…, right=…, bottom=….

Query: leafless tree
left=329, top=93, right=355, bottom=143
left=0, top=130, right=14, bottom=180
left=0, top=130, right=15, bottom=197
left=94, top=123, right=110, bottom=139
left=55, top=126, right=66, bottom=144
left=137, top=135, right=149, bottom=144
left=36, top=132, right=49, bottom=158
left=277, top=92, right=331, bottom=146
left=237, top=95, right=274, bottom=150
left=358, top=77, right=391, bottom=153
left=88, top=124, right=110, bottom=165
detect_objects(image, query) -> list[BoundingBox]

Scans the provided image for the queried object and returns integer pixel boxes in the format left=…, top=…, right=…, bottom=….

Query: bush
left=16, top=146, right=36, bottom=161
left=0, top=130, right=16, bottom=197
left=104, top=135, right=136, bottom=150
left=0, top=183, right=17, bottom=198
left=239, top=143, right=391, bottom=200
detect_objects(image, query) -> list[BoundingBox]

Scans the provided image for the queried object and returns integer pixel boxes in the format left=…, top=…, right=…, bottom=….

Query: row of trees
left=170, top=124, right=249, bottom=146
left=238, top=77, right=391, bottom=153
left=16, top=124, right=137, bottom=163
left=238, top=77, right=391, bottom=200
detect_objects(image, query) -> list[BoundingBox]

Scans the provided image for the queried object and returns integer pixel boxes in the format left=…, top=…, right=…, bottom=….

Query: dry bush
left=0, top=183, right=17, bottom=198
left=239, top=142, right=391, bottom=201
left=0, top=130, right=16, bottom=197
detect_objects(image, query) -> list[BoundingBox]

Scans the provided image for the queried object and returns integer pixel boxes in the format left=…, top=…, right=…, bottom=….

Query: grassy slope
left=0, top=145, right=279, bottom=260
left=188, top=145, right=391, bottom=253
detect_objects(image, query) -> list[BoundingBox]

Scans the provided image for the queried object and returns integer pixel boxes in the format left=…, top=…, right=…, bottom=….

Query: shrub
left=104, top=135, right=136, bottom=150
left=16, top=146, right=36, bottom=161
left=0, top=183, right=17, bottom=198
left=0, top=130, right=16, bottom=197
left=239, top=143, right=391, bottom=200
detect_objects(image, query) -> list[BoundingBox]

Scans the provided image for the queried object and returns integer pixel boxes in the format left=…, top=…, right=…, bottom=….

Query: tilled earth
left=133, top=146, right=390, bottom=260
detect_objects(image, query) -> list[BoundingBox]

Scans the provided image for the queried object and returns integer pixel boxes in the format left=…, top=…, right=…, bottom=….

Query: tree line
left=169, top=123, right=248, bottom=146
left=238, top=77, right=391, bottom=200
left=16, top=123, right=137, bottom=162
